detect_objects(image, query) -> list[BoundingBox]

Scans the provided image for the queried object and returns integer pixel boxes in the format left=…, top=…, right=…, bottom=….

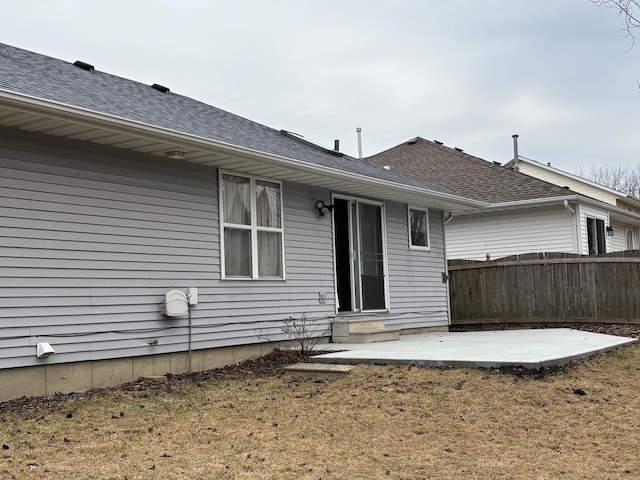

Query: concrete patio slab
left=310, top=328, right=637, bottom=369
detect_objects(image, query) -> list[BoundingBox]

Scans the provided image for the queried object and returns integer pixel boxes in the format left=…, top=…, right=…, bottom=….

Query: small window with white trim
left=408, top=206, right=430, bottom=250
left=220, top=172, right=285, bottom=279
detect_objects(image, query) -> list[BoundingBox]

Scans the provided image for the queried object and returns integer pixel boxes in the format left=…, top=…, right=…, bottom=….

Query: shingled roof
left=367, top=137, right=572, bottom=203
left=0, top=43, right=458, bottom=197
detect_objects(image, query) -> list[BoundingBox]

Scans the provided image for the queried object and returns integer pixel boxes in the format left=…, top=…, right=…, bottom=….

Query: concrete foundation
left=0, top=342, right=285, bottom=402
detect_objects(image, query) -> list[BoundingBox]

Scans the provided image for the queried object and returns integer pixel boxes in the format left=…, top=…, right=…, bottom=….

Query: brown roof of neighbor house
left=367, top=137, right=573, bottom=203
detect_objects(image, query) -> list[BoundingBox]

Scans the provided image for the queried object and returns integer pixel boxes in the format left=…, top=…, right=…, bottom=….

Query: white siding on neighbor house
left=384, top=203, right=449, bottom=329
left=0, top=129, right=336, bottom=369
left=609, top=220, right=630, bottom=252
left=576, top=203, right=610, bottom=254
left=518, top=161, right=619, bottom=205
left=446, top=205, right=577, bottom=261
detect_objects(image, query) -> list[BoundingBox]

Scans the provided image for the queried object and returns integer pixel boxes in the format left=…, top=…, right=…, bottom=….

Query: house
left=0, top=44, right=484, bottom=401
left=505, top=155, right=640, bottom=251
left=367, top=137, right=640, bottom=260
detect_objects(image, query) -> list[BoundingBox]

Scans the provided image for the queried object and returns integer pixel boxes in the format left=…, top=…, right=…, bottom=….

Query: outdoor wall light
left=607, top=226, right=614, bottom=236
left=315, top=200, right=334, bottom=216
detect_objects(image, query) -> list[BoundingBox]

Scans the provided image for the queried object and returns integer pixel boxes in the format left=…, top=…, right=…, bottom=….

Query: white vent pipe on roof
left=356, top=127, right=363, bottom=159
left=512, top=134, right=519, bottom=171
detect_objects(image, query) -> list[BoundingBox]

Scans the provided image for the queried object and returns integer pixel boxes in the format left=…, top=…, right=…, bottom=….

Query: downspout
left=441, top=211, right=453, bottom=327
left=187, top=303, right=193, bottom=372
left=563, top=200, right=580, bottom=253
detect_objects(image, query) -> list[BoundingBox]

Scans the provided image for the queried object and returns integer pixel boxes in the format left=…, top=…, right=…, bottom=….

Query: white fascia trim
left=516, top=155, right=627, bottom=198
left=484, top=194, right=640, bottom=223
left=0, top=90, right=487, bottom=211
left=485, top=195, right=580, bottom=210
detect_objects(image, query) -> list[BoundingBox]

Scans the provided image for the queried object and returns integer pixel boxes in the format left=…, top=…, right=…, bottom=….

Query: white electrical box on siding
left=161, top=289, right=189, bottom=317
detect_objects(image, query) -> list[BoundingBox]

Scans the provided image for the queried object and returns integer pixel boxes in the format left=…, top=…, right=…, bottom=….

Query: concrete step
left=335, top=317, right=386, bottom=333
left=348, top=328, right=400, bottom=343
left=283, top=362, right=356, bottom=380
left=333, top=317, right=395, bottom=343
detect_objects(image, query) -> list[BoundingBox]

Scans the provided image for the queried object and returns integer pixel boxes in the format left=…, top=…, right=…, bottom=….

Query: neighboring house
left=0, top=44, right=484, bottom=400
left=368, top=137, right=640, bottom=260
left=505, top=156, right=640, bottom=251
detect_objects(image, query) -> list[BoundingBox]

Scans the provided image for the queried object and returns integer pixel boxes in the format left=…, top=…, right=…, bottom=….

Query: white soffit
left=0, top=93, right=485, bottom=214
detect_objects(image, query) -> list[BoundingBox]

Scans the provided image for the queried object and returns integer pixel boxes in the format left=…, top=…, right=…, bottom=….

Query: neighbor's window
left=220, top=172, right=284, bottom=279
left=626, top=229, right=635, bottom=250
left=586, top=217, right=606, bottom=255
left=408, top=206, right=430, bottom=250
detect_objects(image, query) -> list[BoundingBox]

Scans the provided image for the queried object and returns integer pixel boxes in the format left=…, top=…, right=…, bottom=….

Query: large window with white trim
left=408, top=206, right=430, bottom=250
left=220, top=172, right=284, bottom=279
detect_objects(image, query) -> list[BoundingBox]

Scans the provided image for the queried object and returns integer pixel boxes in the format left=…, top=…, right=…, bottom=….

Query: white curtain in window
left=256, top=180, right=282, bottom=277
left=223, top=174, right=251, bottom=277
left=258, top=231, right=282, bottom=277
left=223, top=174, right=250, bottom=225
left=256, top=180, right=281, bottom=227
left=224, top=228, right=252, bottom=277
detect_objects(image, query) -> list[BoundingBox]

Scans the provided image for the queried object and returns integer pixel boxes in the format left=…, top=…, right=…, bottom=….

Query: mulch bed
left=1, top=324, right=638, bottom=416
left=0, top=350, right=304, bottom=418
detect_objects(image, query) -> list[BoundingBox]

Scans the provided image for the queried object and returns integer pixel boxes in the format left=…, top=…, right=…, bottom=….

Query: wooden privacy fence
left=448, top=252, right=640, bottom=327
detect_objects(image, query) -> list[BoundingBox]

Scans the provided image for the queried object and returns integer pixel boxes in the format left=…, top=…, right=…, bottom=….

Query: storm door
left=334, top=197, right=388, bottom=312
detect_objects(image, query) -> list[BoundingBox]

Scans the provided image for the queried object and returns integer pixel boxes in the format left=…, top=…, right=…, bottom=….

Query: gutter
left=486, top=195, right=581, bottom=209
left=0, top=90, right=488, bottom=212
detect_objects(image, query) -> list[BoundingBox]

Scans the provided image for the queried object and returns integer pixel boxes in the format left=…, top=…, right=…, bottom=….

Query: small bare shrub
left=282, top=314, right=331, bottom=358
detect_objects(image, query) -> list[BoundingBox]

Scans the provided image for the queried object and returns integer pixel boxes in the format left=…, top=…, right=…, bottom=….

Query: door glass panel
left=351, top=202, right=361, bottom=310
left=358, top=203, right=385, bottom=310
left=596, top=219, right=606, bottom=254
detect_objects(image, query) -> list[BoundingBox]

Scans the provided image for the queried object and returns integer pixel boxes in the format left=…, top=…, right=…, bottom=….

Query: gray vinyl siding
left=0, top=129, right=335, bottom=369
left=385, top=203, right=450, bottom=329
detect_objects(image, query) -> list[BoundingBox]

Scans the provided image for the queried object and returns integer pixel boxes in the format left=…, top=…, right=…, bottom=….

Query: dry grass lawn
left=2, top=344, right=640, bottom=479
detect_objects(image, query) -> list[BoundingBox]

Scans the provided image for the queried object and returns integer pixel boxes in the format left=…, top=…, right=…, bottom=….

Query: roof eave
left=0, top=89, right=486, bottom=213
left=485, top=195, right=580, bottom=210
left=468, top=194, right=640, bottom=225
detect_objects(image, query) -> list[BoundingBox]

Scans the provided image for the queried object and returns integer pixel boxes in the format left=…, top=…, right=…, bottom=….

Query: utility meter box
left=161, top=289, right=189, bottom=317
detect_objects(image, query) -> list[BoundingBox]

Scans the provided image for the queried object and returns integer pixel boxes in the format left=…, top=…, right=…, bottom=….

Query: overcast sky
left=3, top=1, right=638, bottom=172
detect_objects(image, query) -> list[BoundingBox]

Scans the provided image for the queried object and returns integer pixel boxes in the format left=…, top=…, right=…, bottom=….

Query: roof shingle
left=0, top=43, right=456, bottom=196
left=367, top=137, right=572, bottom=203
